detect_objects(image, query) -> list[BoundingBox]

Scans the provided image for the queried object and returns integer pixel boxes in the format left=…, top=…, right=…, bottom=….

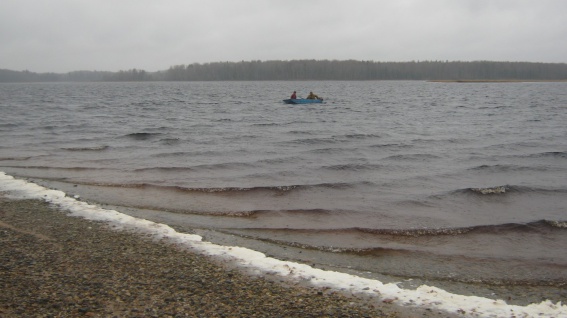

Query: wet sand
left=0, top=197, right=455, bottom=317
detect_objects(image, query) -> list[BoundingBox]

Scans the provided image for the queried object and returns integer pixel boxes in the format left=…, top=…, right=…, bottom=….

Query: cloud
left=1, top=0, right=566, bottom=72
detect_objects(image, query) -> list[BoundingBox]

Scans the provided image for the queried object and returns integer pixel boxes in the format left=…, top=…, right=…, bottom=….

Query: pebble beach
left=0, top=197, right=455, bottom=317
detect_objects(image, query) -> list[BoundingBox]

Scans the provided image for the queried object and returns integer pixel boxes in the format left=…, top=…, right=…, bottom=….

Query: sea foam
left=1, top=171, right=564, bottom=318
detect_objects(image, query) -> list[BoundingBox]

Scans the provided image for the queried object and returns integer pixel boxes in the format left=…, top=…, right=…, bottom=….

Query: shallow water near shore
left=1, top=175, right=566, bottom=318
left=1, top=81, right=566, bottom=293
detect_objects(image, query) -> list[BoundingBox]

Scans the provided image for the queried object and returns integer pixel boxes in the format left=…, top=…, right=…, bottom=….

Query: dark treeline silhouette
left=0, top=69, right=148, bottom=82
left=2, top=60, right=567, bottom=82
left=164, top=60, right=567, bottom=81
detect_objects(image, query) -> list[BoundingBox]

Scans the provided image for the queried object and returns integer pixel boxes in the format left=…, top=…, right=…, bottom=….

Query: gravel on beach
left=0, top=197, right=455, bottom=317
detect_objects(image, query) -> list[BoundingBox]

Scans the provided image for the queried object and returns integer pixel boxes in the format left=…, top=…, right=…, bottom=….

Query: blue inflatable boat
left=283, top=98, right=323, bottom=104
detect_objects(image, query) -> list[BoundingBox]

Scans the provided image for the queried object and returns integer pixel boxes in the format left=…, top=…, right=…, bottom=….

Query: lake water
left=1, top=81, right=566, bottom=289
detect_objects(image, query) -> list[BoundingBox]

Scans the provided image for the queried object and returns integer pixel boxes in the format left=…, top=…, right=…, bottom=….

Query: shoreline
left=1, top=171, right=565, bottom=317
left=0, top=197, right=450, bottom=317
left=184, top=226, right=567, bottom=307
left=428, top=79, right=567, bottom=83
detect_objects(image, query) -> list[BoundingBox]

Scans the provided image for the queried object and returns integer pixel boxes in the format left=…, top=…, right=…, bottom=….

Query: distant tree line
left=2, top=60, right=567, bottom=82
left=0, top=68, right=150, bottom=82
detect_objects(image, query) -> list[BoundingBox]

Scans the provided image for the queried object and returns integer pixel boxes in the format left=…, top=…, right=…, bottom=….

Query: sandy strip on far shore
left=428, top=79, right=567, bottom=82
left=0, top=197, right=455, bottom=318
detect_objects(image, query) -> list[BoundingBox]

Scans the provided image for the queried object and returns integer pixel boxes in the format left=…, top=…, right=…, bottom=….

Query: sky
left=1, top=0, right=566, bottom=73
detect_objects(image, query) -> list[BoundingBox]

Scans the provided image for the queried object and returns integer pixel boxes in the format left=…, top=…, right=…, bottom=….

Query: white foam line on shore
left=1, top=171, right=565, bottom=317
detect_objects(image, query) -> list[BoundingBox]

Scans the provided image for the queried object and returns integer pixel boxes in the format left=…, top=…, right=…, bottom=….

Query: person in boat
left=306, top=91, right=320, bottom=100
left=290, top=91, right=297, bottom=99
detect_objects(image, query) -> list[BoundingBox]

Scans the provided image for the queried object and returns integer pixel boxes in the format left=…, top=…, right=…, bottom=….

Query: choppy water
left=1, top=81, right=566, bottom=286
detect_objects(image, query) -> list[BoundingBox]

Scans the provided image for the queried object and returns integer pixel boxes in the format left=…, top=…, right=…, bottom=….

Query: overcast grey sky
left=1, top=0, right=566, bottom=73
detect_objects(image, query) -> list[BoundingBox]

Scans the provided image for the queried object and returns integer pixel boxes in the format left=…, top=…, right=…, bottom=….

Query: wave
left=468, top=164, right=551, bottom=173
left=198, top=208, right=336, bottom=218
left=383, top=153, right=441, bottom=161
left=251, top=123, right=280, bottom=127
left=495, top=151, right=567, bottom=161
left=191, top=162, right=257, bottom=170
left=0, top=122, right=20, bottom=129
left=281, top=137, right=338, bottom=145
left=234, top=219, right=567, bottom=239
left=469, top=185, right=508, bottom=195
left=256, top=157, right=303, bottom=165
left=136, top=161, right=256, bottom=171
left=124, top=132, right=163, bottom=140
left=287, top=130, right=316, bottom=135
left=356, top=220, right=567, bottom=236
left=56, top=182, right=301, bottom=194
left=237, top=237, right=410, bottom=255
left=61, top=181, right=364, bottom=195
left=320, top=163, right=383, bottom=171
left=33, top=125, right=58, bottom=131
left=132, top=166, right=194, bottom=173
left=0, top=156, right=32, bottom=161
left=450, top=185, right=567, bottom=196
left=174, top=182, right=359, bottom=193
left=368, top=143, right=413, bottom=149
left=546, top=220, right=567, bottom=229
left=283, top=134, right=382, bottom=145
left=526, top=151, right=567, bottom=159
left=159, top=138, right=181, bottom=145
left=150, top=150, right=225, bottom=158
left=62, top=145, right=109, bottom=151
left=0, top=165, right=111, bottom=172
left=213, top=118, right=234, bottom=122
left=338, top=133, right=382, bottom=140
left=233, top=227, right=475, bottom=238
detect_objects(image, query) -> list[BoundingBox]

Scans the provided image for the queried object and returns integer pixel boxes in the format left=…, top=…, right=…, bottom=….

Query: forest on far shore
left=1, top=60, right=567, bottom=82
